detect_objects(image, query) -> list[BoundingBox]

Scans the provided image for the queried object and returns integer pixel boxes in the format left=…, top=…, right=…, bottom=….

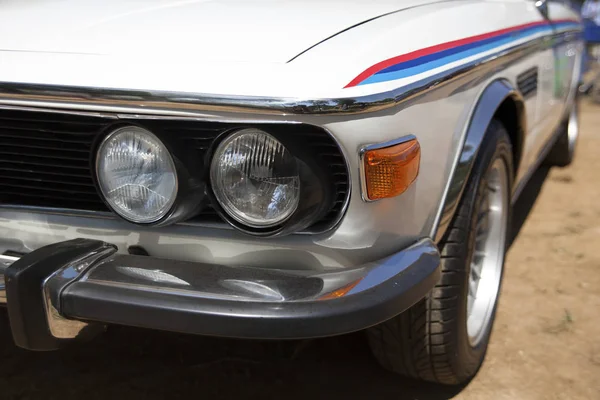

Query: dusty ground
left=1, top=101, right=599, bottom=400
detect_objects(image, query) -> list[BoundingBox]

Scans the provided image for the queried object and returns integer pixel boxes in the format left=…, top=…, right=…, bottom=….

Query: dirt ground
left=1, top=101, right=599, bottom=400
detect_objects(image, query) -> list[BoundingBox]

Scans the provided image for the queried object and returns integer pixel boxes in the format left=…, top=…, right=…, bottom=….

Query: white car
left=0, top=0, right=581, bottom=385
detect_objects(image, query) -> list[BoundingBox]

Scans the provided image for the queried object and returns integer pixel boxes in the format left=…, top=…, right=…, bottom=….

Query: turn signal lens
left=363, top=139, right=420, bottom=201
left=318, top=280, right=362, bottom=300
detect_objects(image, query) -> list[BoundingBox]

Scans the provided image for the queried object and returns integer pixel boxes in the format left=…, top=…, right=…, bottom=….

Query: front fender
left=431, top=79, right=525, bottom=242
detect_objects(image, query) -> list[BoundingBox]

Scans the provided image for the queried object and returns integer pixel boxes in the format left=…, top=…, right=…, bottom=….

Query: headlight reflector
left=210, top=129, right=300, bottom=228
left=96, top=126, right=177, bottom=223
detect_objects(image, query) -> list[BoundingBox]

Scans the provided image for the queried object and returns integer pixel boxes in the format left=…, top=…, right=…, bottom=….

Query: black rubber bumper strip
left=61, top=250, right=440, bottom=339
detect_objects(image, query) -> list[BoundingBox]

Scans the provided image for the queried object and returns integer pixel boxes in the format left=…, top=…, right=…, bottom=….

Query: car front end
left=0, top=91, right=441, bottom=349
left=0, top=0, right=454, bottom=349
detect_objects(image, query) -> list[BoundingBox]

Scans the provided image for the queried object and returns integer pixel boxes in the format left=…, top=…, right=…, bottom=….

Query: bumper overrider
left=0, top=238, right=440, bottom=350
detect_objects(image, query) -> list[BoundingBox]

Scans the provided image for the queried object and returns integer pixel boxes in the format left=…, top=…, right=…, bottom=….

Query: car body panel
left=0, top=0, right=439, bottom=63
left=0, top=0, right=583, bottom=272
left=0, top=0, right=441, bottom=98
left=0, top=0, right=576, bottom=98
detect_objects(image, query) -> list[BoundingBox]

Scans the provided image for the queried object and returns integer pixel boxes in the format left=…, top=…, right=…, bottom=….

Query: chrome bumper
left=0, top=238, right=440, bottom=350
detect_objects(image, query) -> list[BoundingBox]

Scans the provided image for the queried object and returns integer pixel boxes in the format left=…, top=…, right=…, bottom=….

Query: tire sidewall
left=446, top=121, right=513, bottom=380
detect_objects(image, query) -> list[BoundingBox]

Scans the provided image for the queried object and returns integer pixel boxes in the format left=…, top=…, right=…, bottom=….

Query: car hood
left=0, top=0, right=434, bottom=63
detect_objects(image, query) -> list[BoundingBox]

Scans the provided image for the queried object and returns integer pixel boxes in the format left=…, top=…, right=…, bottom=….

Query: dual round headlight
left=210, top=129, right=300, bottom=228
left=96, top=126, right=306, bottom=231
left=96, top=126, right=178, bottom=224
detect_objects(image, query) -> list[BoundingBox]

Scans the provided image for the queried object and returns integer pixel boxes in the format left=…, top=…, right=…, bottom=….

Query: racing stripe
left=345, top=19, right=580, bottom=88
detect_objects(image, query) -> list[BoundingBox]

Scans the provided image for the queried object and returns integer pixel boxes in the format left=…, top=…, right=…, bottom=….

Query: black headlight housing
left=206, top=127, right=336, bottom=237
left=92, top=122, right=207, bottom=228
left=90, top=119, right=346, bottom=235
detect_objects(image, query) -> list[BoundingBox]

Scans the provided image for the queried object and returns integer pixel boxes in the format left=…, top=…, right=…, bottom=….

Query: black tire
left=367, top=120, right=513, bottom=385
left=545, top=99, right=579, bottom=167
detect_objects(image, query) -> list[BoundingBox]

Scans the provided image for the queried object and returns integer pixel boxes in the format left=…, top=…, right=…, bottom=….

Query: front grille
left=0, top=110, right=108, bottom=211
left=0, top=108, right=349, bottom=232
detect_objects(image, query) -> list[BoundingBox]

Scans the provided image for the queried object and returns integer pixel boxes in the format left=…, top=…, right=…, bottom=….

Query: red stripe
left=344, top=20, right=575, bottom=88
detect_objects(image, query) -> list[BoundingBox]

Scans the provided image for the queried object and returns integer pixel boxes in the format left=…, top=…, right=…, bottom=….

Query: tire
left=367, top=120, right=513, bottom=385
left=545, top=99, right=579, bottom=167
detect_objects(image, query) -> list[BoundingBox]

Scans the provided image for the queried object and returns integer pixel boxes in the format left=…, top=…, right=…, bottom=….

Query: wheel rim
left=567, top=101, right=579, bottom=159
left=466, top=157, right=508, bottom=347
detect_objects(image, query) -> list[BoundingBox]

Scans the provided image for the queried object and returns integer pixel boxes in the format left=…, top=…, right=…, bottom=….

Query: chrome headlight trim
left=95, top=125, right=179, bottom=224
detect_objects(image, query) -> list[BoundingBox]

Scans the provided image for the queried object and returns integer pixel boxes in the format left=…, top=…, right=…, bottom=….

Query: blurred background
left=1, top=3, right=600, bottom=400
left=580, top=0, right=600, bottom=99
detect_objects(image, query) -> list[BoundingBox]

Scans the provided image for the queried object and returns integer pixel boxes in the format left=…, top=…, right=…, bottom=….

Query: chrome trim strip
left=0, top=103, right=119, bottom=119
left=0, top=204, right=115, bottom=219
left=0, top=30, right=580, bottom=117
left=358, top=135, right=417, bottom=202
left=0, top=254, right=20, bottom=264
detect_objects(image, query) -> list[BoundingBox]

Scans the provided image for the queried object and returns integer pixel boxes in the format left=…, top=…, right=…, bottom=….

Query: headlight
left=210, top=129, right=300, bottom=228
left=96, top=126, right=178, bottom=224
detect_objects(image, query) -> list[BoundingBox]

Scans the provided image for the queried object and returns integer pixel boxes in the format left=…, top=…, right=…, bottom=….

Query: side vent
left=517, top=67, right=538, bottom=99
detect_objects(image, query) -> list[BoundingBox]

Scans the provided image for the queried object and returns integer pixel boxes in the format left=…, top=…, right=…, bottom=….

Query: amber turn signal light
left=318, top=279, right=361, bottom=300
left=362, top=138, right=420, bottom=201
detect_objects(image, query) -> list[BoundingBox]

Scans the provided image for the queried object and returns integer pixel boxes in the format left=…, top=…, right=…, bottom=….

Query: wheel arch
left=432, top=79, right=525, bottom=243
left=493, top=93, right=526, bottom=176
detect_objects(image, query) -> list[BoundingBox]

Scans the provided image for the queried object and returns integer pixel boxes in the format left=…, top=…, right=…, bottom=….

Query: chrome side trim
left=431, top=80, right=525, bottom=242
left=358, top=135, right=417, bottom=202
left=0, top=30, right=580, bottom=117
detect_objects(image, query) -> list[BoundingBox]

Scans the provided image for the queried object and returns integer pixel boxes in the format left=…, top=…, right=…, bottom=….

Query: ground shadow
left=509, top=166, right=551, bottom=247
left=0, top=313, right=462, bottom=400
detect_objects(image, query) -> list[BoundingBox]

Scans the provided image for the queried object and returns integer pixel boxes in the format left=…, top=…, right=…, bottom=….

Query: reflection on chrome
left=116, top=266, right=191, bottom=286
left=221, top=279, right=285, bottom=301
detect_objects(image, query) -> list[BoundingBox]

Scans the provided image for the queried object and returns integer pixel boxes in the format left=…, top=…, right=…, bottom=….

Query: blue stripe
left=554, top=21, right=581, bottom=31
left=376, top=25, right=551, bottom=75
left=360, top=25, right=554, bottom=85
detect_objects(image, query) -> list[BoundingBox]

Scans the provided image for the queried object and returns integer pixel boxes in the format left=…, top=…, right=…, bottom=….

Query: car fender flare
left=431, top=78, right=525, bottom=243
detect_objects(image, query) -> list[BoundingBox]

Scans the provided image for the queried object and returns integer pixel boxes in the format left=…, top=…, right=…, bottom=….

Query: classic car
left=0, top=0, right=581, bottom=385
